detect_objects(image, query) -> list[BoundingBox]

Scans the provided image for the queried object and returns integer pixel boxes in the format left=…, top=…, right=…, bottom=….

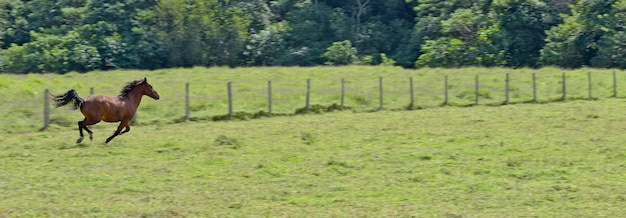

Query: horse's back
left=81, top=95, right=127, bottom=122
left=83, top=95, right=120, bottom=108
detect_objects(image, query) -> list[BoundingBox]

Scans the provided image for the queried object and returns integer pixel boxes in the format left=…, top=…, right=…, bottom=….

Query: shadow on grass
left=58, top=142, right=89, bottom=150
left=163, top=96, right=625, bottom=124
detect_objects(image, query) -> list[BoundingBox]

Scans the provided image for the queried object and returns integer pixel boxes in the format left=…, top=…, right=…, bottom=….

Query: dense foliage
left=1, top=0, right=625, bottom=73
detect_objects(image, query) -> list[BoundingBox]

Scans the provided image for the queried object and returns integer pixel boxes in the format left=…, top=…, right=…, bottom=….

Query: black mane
left=118, top=78, right=145, bottom=99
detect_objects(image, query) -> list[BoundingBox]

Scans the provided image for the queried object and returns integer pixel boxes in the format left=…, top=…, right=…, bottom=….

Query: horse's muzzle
left=153, top=95, right=160, bottom=100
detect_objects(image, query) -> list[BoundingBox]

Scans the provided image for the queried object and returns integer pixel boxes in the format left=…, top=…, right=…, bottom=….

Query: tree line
left=1, top=0, right=625, bottom=74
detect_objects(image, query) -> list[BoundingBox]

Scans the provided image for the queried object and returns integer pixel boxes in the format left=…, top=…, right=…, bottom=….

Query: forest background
left=1, top=0, right=625, bottom=74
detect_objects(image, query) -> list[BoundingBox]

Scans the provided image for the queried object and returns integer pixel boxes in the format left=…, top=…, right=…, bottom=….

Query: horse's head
left=141, top=77, right=160, bottom=100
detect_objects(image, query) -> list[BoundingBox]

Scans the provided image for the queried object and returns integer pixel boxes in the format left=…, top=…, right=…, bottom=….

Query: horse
left=52, top=77, right=160, bottom=144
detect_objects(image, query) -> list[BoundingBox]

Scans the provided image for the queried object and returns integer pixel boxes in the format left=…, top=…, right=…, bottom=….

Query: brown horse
left=52, top=77, right=160, bottom=144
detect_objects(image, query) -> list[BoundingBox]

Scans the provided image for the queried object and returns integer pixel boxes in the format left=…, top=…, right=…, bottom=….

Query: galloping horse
left=52, top=77, right=160, bottom=144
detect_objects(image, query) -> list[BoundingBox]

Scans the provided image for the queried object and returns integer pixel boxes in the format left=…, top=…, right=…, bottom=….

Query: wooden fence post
left=305, top=79, right=311, bottom=112
left=444, top=75, right=449, bottom=105
left=90, top=87, right=94, bottom=95
left=268, top=80, right=272, bottom=115
left=587, top=72, right=593, bottom=99
left=409, top=77, right=414, bottom=109
left=613, top=71, right=617, bottom=97
left=505, top=73, right=510, bottom=104
left=228, top=82, right=233, bottom=119
left=562, top=72, right=567, bottom=100
left=185, top=83, right=190, bottom=121
left=379, top=77, right=383, bottom=110
left=341, top=78, right=345, bottom=107
left=533, top=73, right=537, bottom=102
left=43, top=89, right=50, bottom=130
left=475, top=74, right=479, bottom=105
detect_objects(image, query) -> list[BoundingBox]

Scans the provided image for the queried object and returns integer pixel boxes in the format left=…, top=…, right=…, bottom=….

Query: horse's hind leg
left=105, top=121, right=128, bottom=144
left=84, top=125, right=94, bottom=141
left=77, top=118, right=97, bottom=143
left=77, top=121, right=85, bottom=143
left=119, top=123, right=130, bottom=135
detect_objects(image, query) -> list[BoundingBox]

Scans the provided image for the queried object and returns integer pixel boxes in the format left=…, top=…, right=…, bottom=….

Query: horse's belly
left=101, top=115, right=120, bottom=122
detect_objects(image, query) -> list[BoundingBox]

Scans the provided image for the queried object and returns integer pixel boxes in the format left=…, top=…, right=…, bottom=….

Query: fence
left=42, top=71, right=621, bottom=130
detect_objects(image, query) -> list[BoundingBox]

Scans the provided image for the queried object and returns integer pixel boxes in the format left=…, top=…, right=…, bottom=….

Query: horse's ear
left=144, top=77, right=147, bottom=82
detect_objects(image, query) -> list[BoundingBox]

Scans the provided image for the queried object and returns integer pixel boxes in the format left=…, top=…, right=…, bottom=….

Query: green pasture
left=1, top=98, right=626, bottom=216
left=1, top=67, right=626, bottom=216
left=1, top=66, right=625, bottom=133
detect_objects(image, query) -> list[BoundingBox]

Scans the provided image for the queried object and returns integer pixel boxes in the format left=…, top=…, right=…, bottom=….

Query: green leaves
left=415, top=37, right=467, bottom=68
left=322, top=40, right=358, bottom=65
left=494, top=0, right=552, bottom=68
left=6, top=0, right=626, bottom=72
left=152, top=0, right=252, bottom=67
left=2, top=31, right=100, bottom=73
left=541, top=0, right=620, bottom=68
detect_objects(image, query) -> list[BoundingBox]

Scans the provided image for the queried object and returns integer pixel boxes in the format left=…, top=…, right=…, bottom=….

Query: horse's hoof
left=76, top=137, right=84, bottom=143
left=89, top=134, right=93, bottom=141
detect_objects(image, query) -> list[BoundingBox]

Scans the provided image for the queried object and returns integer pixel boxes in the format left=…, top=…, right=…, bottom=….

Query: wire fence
left=42, top=71, right=621, bottom=130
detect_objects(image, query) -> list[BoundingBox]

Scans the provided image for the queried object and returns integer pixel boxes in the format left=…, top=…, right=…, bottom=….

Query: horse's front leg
left=105, top=121, right=128, bottom=144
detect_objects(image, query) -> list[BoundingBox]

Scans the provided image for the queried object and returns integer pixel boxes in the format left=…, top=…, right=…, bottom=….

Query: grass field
left=1, top=66, right=625, bottom=133
left=1, top=67, right=626, bottom=216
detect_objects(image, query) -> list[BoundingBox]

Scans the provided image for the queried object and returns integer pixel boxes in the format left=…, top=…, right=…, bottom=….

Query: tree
left=494, top=0, right=554, bottom=68
left=540, top=14, right=587, bottom=68
left=541, top=0, right=617, bottom=68
left=411, top=0, right=506, bottom=67
left=415, top=37, right=468, bottom=68
left=1, top=31, right=100, bottom=73
left=379, top=53, right=396, bottom=66
left=322, top=40, right=358, bottom=65
left=3, top=0, right=608, bottom=72
left=242, top=21, right=290, bottom=66
left=279, top=1, right=336, bottom=66
left=590, top=0, right=626, bottom=68
left=0, top=0, right=30, bottom=48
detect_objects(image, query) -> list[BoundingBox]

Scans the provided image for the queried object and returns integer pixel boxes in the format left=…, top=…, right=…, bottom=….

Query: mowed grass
left=1, top=98, right=626, bottom=216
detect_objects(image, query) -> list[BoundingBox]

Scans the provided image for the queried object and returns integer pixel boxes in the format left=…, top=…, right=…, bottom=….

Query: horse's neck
left=125, top=90, right=144, bottom=108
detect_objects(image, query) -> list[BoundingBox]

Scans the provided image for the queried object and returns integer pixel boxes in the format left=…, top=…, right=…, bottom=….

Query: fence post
left=587, top=71, right=593, bottom=99
left=268, top=80, right=272, bottom=115
left=562, top=72, right=567, bottom=100
left=305, top=79, right=311, bottom=112
left=613, top=71, right=617, bottom=97
left=444, top=75, right=449, bottom=105
left=90, top=87, right=94, bottom=95
left=409, top=77, right=414, bottom=109
left=379, top=77, right=384, bottom=110
left=185, top=83, right=190, bottom=121
left=533, top=72, right=537, bottom=102
left=341, top=78, right=345, bottom=107
left=43, top=89, right=50, bottom=130
left=228, top=82, right=233, bottom=119
left=475, top=74, right=479, bottom=105
left=505, top=73, right=510, bottom=104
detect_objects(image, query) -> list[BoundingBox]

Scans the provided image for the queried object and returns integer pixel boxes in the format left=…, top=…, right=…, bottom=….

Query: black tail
left=52, top=89, right=84, bottom=110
